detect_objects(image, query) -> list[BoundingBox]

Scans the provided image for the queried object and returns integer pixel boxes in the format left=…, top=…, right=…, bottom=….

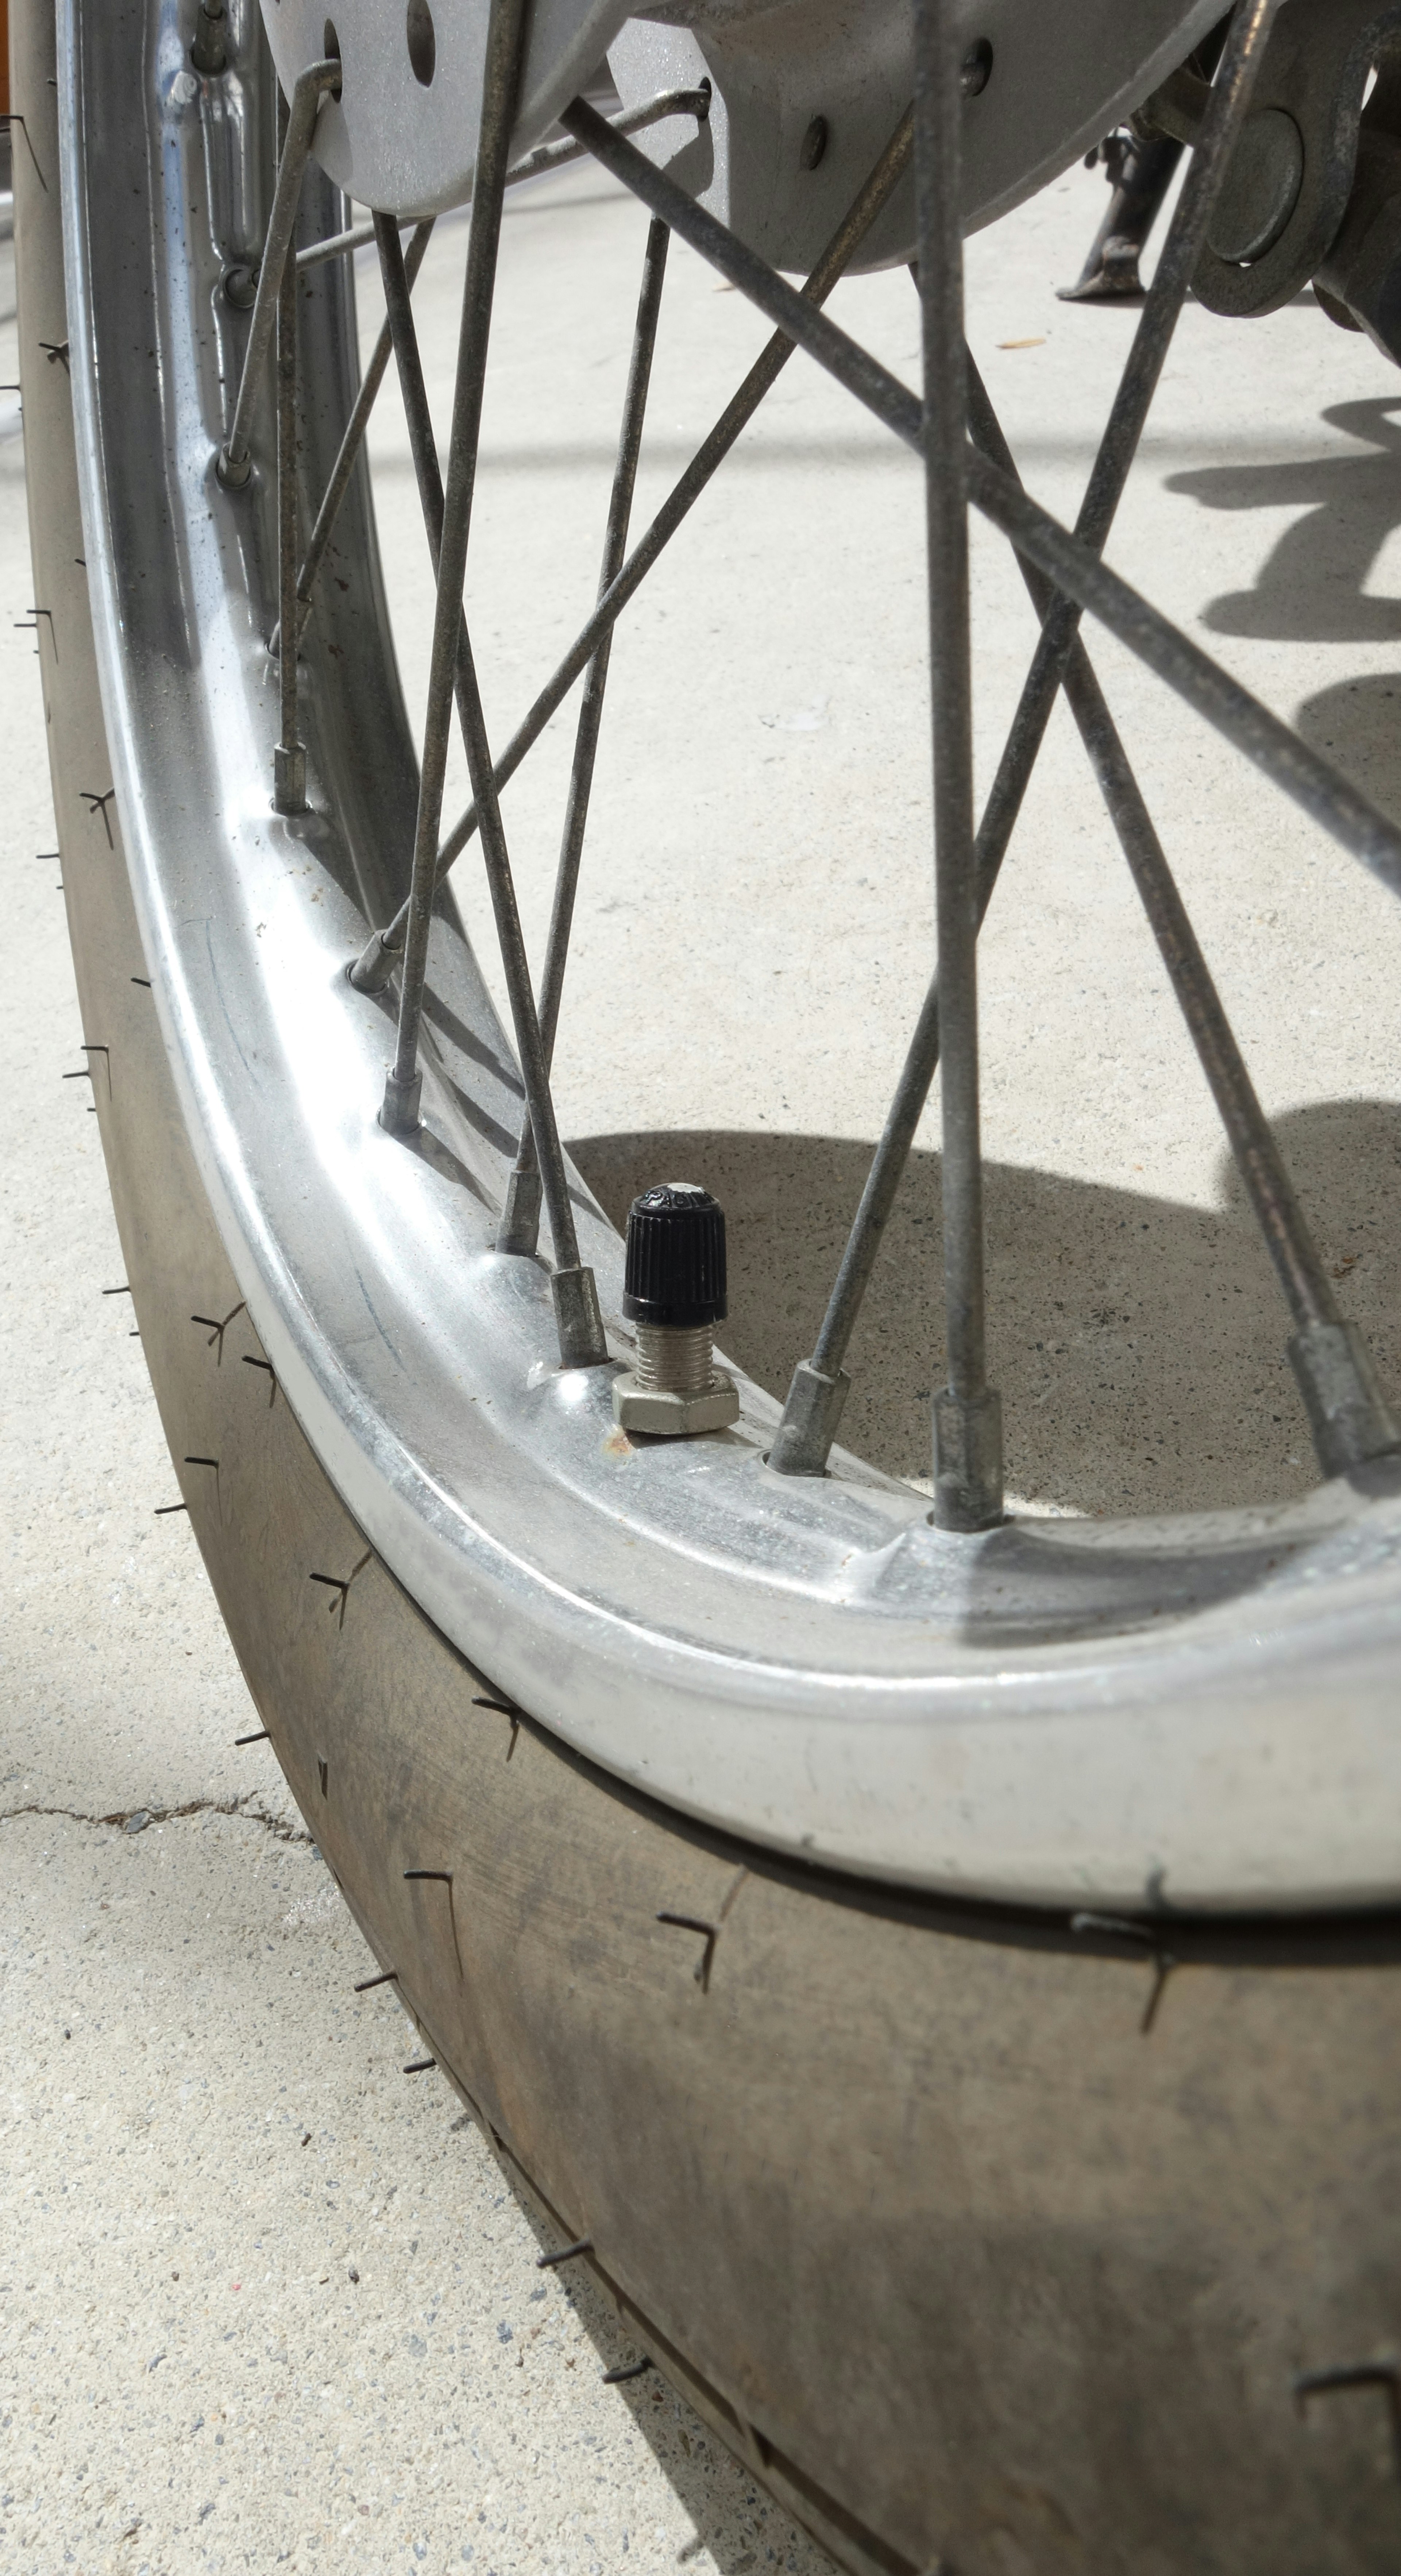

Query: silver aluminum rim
left=58, top=0, right=1401, bottom=1914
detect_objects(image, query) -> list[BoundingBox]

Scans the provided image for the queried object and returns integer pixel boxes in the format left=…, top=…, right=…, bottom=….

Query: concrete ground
left=6, top=116, right=1401, bottom=2576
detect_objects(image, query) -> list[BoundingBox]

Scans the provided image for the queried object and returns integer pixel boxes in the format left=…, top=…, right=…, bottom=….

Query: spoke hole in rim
left=405, top=0, right=436, bottom=88
left=322, top=16, right=340, bottom=60
left=960, top=38, right=993, bottom=98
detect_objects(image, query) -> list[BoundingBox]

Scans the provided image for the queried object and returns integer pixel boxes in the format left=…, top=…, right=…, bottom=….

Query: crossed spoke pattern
left=214, top=0, right=1401, bottom=1509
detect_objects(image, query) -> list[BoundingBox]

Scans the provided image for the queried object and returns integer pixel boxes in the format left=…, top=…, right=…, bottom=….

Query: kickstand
left=1057, top=128, right=1183, bottom=305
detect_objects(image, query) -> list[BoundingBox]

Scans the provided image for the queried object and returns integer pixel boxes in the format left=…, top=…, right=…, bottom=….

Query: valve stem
left=613, top=1185, right=739, bottom=1437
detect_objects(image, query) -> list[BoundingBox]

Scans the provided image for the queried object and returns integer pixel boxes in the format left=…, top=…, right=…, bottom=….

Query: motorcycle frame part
left=1313, top=60, right=1401, bottom=363
left=1143, top=0, right=1401, bottom=317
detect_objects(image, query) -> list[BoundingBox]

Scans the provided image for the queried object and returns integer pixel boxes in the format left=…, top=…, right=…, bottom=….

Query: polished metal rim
left=56, top=0, right=1401, bottom=1912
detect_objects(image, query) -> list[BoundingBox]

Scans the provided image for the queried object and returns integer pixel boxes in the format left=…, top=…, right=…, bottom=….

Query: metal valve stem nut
left=613, top=1183, right=740, bottom=1436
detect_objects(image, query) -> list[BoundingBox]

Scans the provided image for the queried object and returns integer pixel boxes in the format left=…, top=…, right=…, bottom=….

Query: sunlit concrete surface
left=6, top=131, right=1401, bottom=2575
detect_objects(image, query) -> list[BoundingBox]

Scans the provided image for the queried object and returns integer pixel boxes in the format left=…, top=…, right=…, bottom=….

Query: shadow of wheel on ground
left=571, top=1102, right=1401, bottom=1518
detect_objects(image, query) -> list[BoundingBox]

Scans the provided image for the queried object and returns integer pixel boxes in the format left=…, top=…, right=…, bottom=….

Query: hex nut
left=613, top=1370, right=740, bottom=1437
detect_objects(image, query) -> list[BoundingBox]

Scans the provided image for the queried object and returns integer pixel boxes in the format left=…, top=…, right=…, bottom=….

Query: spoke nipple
left=497, top=1165, right=543, bottom=1257
left=613, top=1185, right=738, bottom=1436
left=551, top=1264, right=609, bottom=1371
left=216, top=439, right=251, bottom=488
left=379, top=1065, right=423, bottom=1136
left=347, top=928, right=400, bottom=995
left=273, top=743, right=308, bottom=813
left=932, top=1386, right=1004, bottom=1532
left=1288, top=1321, right=1401, bottom=1479
left=960, top=37, right=994, bottom=97
left=222, top=263, right=259, bottom=311
left=799, top=115, right=828, bottom=172
left=191, top=0, right=228, bottom=76
left=768, top=1357, right=850, bottom=1477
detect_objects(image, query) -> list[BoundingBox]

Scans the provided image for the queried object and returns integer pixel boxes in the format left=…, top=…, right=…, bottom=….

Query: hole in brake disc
left=406, top=0, right=436, bottom=87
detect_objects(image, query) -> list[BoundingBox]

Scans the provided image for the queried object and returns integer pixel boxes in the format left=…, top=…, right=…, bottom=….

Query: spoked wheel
left=15, top=0, right=1401, bottom=2559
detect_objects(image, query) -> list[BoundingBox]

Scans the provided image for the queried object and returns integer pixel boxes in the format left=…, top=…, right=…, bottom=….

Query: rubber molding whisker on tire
left=537, top=2235, right=593, bottom=2270
left=1294, top=2360, right=1401, bottom=2480
left=657, top=1870, right=748, bottom=1993
left=241, top=1354, right=277, bottom=1405
left=15, top=604, right=57, bottom=656
left=308, top=1548, right=372, bottom=1627
left=78, top=784, right=114, bottom=841
left=1070, top=1910, right=1178, bottom=2034
left=2, top=109, right=48, bottom=189
left=473, top=1694, right=521, bottom=1757
left=657, top=1911, right=719, bottom=1992
left=404, top=1867, right=463, bottom=1978
left=190, top=1300, right=245, bottom=1362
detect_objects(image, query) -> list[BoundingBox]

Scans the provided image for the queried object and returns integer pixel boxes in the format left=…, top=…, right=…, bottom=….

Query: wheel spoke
left=298, top=216, right=412, bottom=274
left=915, top=0, right=1000, bottom=1531
left=560, top=88, right=1401, bottom=888
left=346, top=104, right=914, bottom=995
left=273, top=88, right=305, bottom=816
left=502, top=85, right=710, bottom=188
left=318, top=0, right=1401, bottom=1477
left=216, top=54, right=340, bottom=488
left=970, top=0, right=1279, bottom=902
left=970, top=376, right=1399, bottom=1477
left=282, top=219, right=435, bottom=657
left=294, top=91, right=710, bottom=276
left=767, top=0, right=1304, bottom=1484
left=374, top=18, right=607, bottom=1371
left=774, top=347, right=1401, bottom=1487
left=564, top=33, right=1401, bottom=1483
left=497, top=213, right=671, bottom=1259
left=963, top=448, right=1401, bottom=893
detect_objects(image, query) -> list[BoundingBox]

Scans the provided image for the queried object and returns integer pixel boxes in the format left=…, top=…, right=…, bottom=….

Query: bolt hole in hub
left=799, top=115, right=828, bottom=172
left=405, top=0, right=436, bottom=89
left=960, top=37, right=994, bottom=99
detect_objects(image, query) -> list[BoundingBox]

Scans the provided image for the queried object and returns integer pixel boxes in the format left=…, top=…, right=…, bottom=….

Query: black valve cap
left=623, top=1183, right=727, bottom=1329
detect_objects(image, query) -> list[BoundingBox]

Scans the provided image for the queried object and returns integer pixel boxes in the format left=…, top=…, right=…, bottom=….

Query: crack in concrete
left=0, top=1793, right=313, bottom=1845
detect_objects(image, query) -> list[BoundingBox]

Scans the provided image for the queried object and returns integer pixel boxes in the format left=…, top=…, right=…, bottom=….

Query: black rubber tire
left=14, top=4, right=1401, bottom=2567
